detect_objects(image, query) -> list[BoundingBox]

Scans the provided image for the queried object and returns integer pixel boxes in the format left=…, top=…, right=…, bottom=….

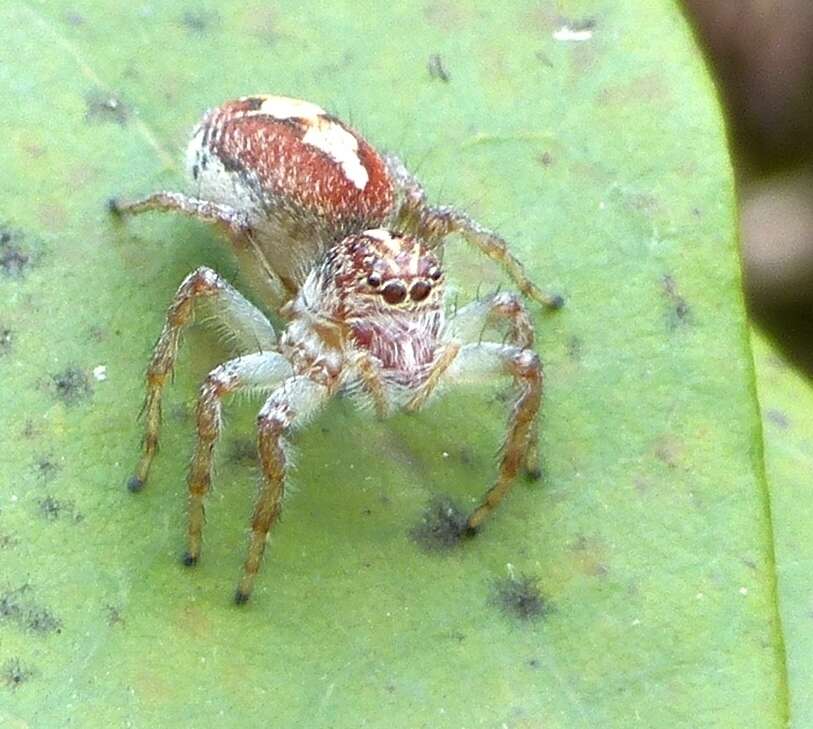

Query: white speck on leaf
left=93, top=364, right=107, bottom=381
left=553, top=26, right=593, bottom=42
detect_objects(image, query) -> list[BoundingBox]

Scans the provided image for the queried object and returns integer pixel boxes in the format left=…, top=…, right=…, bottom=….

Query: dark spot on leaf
left=0, top=585, right=63, bottom=635
left=427, top=53, right=450, bottom=82
left=493, top=573, right=549, bottom=621
left=63, top=11, right=84, bottom=26
left=182, top=9, right=219, bottom=34
left=0, top=328, right=12, bottom=356
left=0, top=224, right=36, bottom=279
left=2, top=658, right=34, bottom=690
left=537, top=151, right=554, bottom=166
left=105, top=604, right=125, bottom=626
left=85, top=91, right=129, bottom=126
left=661, top=275, right=691, bottom=328
left=410, top=496, right=468, bottom=552
left=27, top=606, right=63, bottom=634
left=535, top=51, right=554, bottom=68
left=52, top=366, right=92, bottom=405
left=567, top=336, right=582, bottom=361
left=765, top=409, right=790, bottom=429
left=38, top=495, right=82, bottom=523
left=528, top=658, right=541, bottom=669
left=558, top=15, right=596, bottom=31
left=228, top=437, right=256, bottom=467
left=458, top=446, right=476, bottom=467
left=0, top=532, right=18, bottom=549
left=34, top=455, right=59, bottom=482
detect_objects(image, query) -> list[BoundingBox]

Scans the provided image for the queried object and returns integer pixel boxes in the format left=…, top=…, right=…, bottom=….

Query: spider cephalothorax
left=111, top=94, right=557, bottom=603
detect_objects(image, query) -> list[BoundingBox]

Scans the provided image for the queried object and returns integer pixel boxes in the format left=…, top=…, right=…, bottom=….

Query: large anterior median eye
left=381, top=281, right=407, bottom=305
left=409, top=281, right=431, bottom=302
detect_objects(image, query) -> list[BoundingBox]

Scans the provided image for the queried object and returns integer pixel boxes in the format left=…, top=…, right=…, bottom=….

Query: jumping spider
left=110, top=95, right=561, bottom=604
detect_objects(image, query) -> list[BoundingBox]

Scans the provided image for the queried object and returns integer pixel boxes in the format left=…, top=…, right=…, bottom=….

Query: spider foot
left=234, top=589, right=251, bottom=605
left=126, top=475, right=145, bottom=493
left=181, top=552, right=199, bottom=567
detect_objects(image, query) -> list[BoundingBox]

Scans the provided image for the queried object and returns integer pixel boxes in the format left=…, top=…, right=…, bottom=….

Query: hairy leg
left=417, top=342, right=543, bottom=533
left=109, top=191, right=248, bottom=237
left=183, top=352, right=294, bottom=566
left=109, top=192, right=290, bottom=306
left=236, top=376, right=331, bottom=604
left=128, top=267, right=277, bottom=492
left=448, top=292, right=539, bottom=476
left=410, top=293, right=540, bottom=476
left=384, top=157, right=562, bottom=311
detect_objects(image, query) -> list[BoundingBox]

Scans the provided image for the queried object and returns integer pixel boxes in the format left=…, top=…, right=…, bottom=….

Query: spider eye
left=429, top=268, right=442, bottom=281
left=366, top=273, right=381, bottom=288
left=410, top=280, right=432, bottom=302
left=381, top=281, right=407, bottom=305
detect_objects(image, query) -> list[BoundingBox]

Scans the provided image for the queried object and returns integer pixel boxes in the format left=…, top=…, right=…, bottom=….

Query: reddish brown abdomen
left=202, top=97, right=395, bottom=231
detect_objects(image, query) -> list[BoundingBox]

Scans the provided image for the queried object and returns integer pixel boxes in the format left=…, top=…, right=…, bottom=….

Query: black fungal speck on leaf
left=0, top=328, right=12, bottom=355
left=493, top=574, right=549, bottom=621
left=0, top=226, right=34, bottom=278
left=52, top=366, right=92, bottom=405
left=2, top=658, right=34, bottom=689
left=0, top=584, right=63, bottom=635
left=410, top=496, right=469, bottom=552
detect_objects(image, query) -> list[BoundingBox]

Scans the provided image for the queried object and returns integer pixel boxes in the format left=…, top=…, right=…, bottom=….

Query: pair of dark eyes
left=366, top=272, right=440, bottom=304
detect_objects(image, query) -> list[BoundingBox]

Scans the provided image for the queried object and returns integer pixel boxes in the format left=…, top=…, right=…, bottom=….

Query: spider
left=110, top=95, right=561, bottom=603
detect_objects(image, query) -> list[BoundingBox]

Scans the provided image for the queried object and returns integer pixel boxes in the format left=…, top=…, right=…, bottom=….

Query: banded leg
left=449, top=292, right=539, bottom=477
left=236, top=377, right=332, bottom=604
left=110, top=191, right=291, bottom=307
left=184, top=352, right=294, bottom=566
left=385, top=160, right=562, bottom=311
left=420, top=206, right=562, bottom=310
left=429, top=342, right=543, bottom=533
left=128, top=267, right=277, bottom=492
left=109, top=191, right=248, bottom=238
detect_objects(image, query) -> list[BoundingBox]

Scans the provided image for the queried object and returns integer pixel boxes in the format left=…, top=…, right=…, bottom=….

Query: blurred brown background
left=682, top=1, right=813, bottom=376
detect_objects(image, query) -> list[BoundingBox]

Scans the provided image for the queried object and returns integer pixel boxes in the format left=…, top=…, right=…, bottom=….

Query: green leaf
left=754, top=331, right=813, bottom=728
left=0, top=1, right=788, bottom=727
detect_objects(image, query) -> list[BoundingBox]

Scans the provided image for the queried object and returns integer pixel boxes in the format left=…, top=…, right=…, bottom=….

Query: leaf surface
left=0, top=1, right=787, bottom=727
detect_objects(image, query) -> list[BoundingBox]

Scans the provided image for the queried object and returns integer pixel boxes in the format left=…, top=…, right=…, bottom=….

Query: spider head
left=329, top=228, right=444, bottom=315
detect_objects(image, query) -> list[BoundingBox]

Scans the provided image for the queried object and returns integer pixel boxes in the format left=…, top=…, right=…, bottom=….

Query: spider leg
left=184, top=351, right=294, bottom=566
left=128, top=267, right=278, bottom=492
left=419, top=205, right=562, bottom=310
left=447, top=292, right=539, bottom=476
left=109, top=192, right=291, bottom=307
left=236, top=376, right=332, bottom=604
left=109, top=191, right=248, bottom=238
left=383, top=156, right=562, bottom=310
left=410, top=342, right=543, bottom=534
left=409, top=292, right=540, bottom=476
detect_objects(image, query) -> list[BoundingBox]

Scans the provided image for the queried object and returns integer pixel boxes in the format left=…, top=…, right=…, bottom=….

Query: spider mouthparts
left=234, top=589, right=251, bottom=605
left=126, top=475, right=144, bottom=493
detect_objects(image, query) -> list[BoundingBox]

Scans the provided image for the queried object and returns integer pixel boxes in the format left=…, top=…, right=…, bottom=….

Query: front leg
left=417, top=205, right=563, bottom=310
left=411, top=342, right=543, bottom=534
left=411, top=292, right=540, bottom=476
left=183, top=352, right=294, bottom=566
left=236, top=376, right=332, bottom=604
left=384, top=157, right=562, bottom=311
